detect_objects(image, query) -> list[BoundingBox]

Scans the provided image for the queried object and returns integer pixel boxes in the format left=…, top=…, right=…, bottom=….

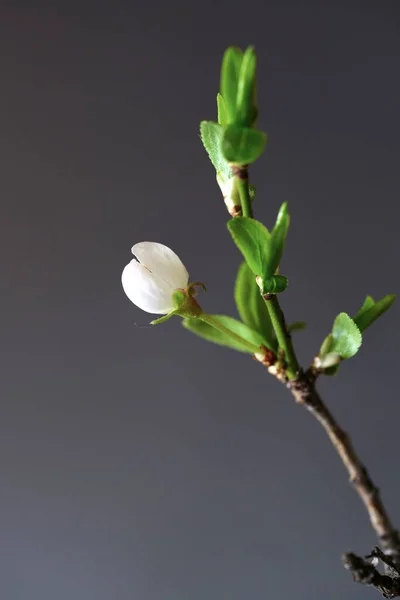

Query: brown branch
left=367, top=547, right=400, bottom=579
left=343, top=552, right=400, bottom=598
left=289, top=371, right=400, bottom=558
left=287, top=370, right=400, bottom=594
left=238, top=154, right=399, bottom=596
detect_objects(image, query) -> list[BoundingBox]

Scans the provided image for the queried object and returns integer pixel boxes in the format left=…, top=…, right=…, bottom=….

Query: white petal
left=131, top=242, right=189, bottom=289
left=121, top=259, right=176, bottom=314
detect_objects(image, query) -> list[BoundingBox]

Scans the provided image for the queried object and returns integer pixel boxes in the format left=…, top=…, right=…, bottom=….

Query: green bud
left=256, top=275, right=288, bottom=295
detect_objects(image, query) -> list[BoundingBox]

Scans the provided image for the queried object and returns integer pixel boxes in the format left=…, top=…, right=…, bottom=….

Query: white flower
left=121, top=242, right=189, bottom=314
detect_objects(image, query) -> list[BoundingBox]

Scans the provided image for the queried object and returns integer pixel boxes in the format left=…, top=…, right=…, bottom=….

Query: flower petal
left=131, top=242, right=189, bottom=289
left=121, top=259, right=175, bottom=314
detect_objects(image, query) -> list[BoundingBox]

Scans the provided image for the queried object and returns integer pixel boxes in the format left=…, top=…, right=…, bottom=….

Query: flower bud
left=121, top=242, right=189, bottom=314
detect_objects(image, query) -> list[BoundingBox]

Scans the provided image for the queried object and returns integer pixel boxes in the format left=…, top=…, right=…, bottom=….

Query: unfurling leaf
left=327, top=313, right=362, bottom=359
left=236, top=46, right=257, bottom=127
left=220, top=47, right=243, bottom=124
left=182, top=315, right=265, bottom=353
left=353, top=295, right=375, bottom=322
left=353, top=294, right=396, bottom=333
left=222, top=125, right=267, bottom=165
left=270, top=202, right=290, bottom=272
left=234, top=262, right=276, bottom=351
left=199, top=121, right=230, bottom=177
left=261, top=275, right=288, bottom=295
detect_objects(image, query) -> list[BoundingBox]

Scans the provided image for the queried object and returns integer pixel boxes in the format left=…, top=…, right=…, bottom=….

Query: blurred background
left=1, top=1, right=399, bottom=598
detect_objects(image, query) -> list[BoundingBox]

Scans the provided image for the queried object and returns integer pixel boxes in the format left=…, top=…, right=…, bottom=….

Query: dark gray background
left=1, top=1, right=399, bottom=598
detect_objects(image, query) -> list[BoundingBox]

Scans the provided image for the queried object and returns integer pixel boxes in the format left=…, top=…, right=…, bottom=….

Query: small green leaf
left=330, top=313, right=362, bottom=359
left=324, top=364, right=340, bottom=376
left=199, top=121, right=230, bottom=177
left=234, top=262, right=276, bottom=350
left=317, top=336, right=341, bottom=375
left=353, top=294, right=396, bottom=333
left=216, top=93, right=228, bottom=126
left=228, top=218, right=288, bottom=295
left=287, top=321, right=307, bottom=333
left=353, top=295, right=375, bottom=322
left=222, top=125, right=267, bottom=165
left=270, top=202, right=290, bottom=272
left=249, top=184, right=256, bottom=201
left=319, top=333, right=333, bottom=356
left=317, top=314, right=362, bottom=373
left=220, top=46, right=243, bottom=124
left=227, top=217, right=271, bottom=277
left=182, top=314, right=265, bottom=353
left=261, top=275, right=288, bottom=294
left=236, top=46, right=257, bottom=127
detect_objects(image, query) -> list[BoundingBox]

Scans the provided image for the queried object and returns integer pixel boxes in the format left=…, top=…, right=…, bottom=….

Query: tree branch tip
left=342, top=550, right=400, bottom=598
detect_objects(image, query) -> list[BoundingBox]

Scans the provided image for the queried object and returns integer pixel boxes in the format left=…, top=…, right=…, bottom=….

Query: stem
left=264, top=295, right=300, bottom=379
left=233, top=166, right=253, bottom=218
left=199, top=313, right=261, bottom=354
left=291, top=374, right=400, bottom=564
left=228, top=150, right=400, bottom=594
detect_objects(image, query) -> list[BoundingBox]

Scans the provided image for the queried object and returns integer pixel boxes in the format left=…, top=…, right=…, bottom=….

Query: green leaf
left=227, top=217, right=272, bottom=277
left=220, top=47, right=243, bottom=124
left=324, top=364, right=340, bottom=376
left=182, top=314, right=265, bottom=353
left=317, top=334, right=341, bottom=375
left=216, top=93, right=228, bottom=126
left=222, top=125, right=267, bottom=165
left=330, top=313, right=362, bottom=359
left=317, top=314, right=362, bottom=373
left=353, top=294, right=396, bottom=333
left=270, top=202, right=290, bottom=272
left=236, top=46, right=257, bottom=127
left=234, top=262, right=276, bottom=350
left=262, top=275, right=288, bottom=294
left=319, top=334, right=333, bottom=356
left=228, top=218, right=288, bottom=295
left=199, top=121, right=230, bottom=177
left=287, top=321, right=307, bottom=333
left=249, top=184, right=256, bottom=201
left=353, top=295, right=375, bottom=323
